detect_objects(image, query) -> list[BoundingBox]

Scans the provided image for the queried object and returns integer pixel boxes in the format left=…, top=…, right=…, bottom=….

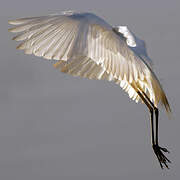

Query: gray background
left=1, top=0, right=180, bottom=179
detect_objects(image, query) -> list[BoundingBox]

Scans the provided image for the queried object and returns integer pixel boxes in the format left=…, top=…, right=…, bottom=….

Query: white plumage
left=8, top=11, right=170, bottom=112
left=8, top=11, right=172, bottom=169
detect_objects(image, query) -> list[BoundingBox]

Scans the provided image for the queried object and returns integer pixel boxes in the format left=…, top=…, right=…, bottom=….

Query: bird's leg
left=141, top=92, right=171, bottom=169
left=150, top=107, right=155, bottom=145
left=131, top=84, right=170, bottom=168
left=152, top=107, right=171, bottom=169
left=136, top=91, right=155, bottom=145
left=155, top=108, right=159, bottom=145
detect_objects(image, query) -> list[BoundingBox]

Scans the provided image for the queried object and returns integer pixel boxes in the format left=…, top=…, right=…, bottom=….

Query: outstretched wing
left=8, top=11, right=170, bottom=113
left=8, top=12, right=148, bottom=81
left=8, top=13, right=82, bottom=60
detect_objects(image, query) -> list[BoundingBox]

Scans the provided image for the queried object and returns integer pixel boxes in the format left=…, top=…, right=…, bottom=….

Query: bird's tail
left=159, top=88, right=172, bottom=119
left=150, top=72, right=172, bottom=118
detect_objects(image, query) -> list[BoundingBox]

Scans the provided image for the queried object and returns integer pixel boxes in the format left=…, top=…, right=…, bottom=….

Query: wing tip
left=161, top=92, right=172, bottom=119
left=8, top=19, right=23, bottom=25
left=8, top=20, right=15, bottom=25
left=12, top=35, right=20, bottom=41
left=8, top=27, right=15, bottom=32
left=16, top=43, right=25, bottom=50
left=8, top=17, right=36, bottom=25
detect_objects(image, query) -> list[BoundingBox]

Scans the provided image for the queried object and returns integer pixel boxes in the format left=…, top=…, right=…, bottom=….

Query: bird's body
left=8, top=11, right=171, bottom=168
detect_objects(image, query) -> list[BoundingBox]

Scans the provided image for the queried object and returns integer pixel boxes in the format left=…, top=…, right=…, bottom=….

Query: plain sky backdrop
left=1, top=0, right=180, bottom=179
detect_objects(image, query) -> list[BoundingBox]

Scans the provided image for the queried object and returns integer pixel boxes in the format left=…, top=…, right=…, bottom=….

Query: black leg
left=131, top=84, right=171, bottom=169
left=155, top=108, right=159, bottom=145
left=141, top=92, right=171, bottom=169
left=136, top=91, right=155, bottom=145
left=150, top=108, right=155, bottom=145
left=153, top=107, right=171, bottom=169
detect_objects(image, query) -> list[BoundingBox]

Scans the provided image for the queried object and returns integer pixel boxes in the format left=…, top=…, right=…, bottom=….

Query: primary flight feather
left=8, top=11, right=171, bottom=169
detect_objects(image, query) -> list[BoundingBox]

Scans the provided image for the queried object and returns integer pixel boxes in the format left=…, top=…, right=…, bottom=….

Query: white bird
left=8, top=11, right=171, bottom=169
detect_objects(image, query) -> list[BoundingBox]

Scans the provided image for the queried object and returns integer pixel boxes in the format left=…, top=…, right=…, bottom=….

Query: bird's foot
left=152, top=144, right=171, bottom=169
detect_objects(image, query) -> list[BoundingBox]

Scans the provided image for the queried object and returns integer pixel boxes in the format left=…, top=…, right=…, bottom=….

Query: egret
left=8, top=11, right=171, bottom=169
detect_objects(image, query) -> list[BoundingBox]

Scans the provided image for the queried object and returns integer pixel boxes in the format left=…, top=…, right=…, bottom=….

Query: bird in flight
left=8, top=11, right=171, bottom=169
